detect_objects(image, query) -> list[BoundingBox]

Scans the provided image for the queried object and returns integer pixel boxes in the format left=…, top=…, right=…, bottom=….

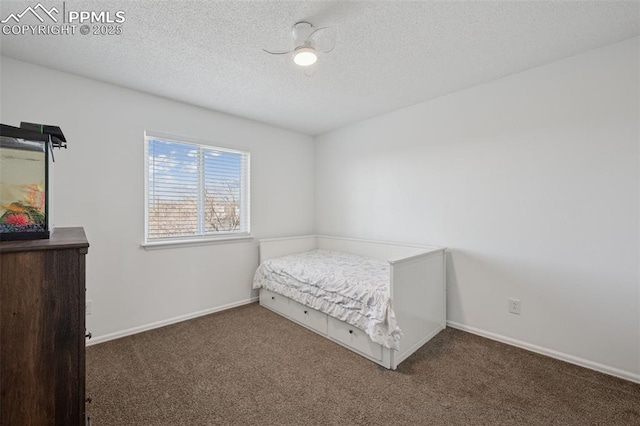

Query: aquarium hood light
left=20, top=122, right=67, bottom=149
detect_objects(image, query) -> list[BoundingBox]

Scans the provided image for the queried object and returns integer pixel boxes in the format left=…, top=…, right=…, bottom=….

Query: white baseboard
left=87, top=297, right=259, bottom=346
left=446, top=321, right=640, bottom=384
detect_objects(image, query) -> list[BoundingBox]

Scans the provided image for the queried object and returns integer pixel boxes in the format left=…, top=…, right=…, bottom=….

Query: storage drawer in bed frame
left=259, top=288, right=289, bottom=316
left=289, top=300, right=328, bottom=334
left=259, top=288, right=389, bottom=366
left=327, top=316, right=383, bottom=361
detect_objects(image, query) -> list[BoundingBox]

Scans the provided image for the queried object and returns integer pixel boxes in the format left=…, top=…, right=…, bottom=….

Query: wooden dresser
left=0, top=227, right=90, bottom=425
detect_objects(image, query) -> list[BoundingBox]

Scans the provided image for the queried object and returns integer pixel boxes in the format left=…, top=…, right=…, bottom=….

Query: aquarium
left=0, top=124, right=51, bottom=240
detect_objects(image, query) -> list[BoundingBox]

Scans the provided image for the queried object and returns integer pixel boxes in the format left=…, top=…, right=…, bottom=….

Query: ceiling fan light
left=293, top=47, right=317, bottom=66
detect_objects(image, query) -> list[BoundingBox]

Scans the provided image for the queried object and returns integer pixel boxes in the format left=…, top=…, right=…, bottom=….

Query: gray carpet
left=86, top=303, right=640, bottom=425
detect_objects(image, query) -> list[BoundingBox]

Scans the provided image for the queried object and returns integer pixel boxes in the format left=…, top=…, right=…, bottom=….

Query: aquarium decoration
left=0, top=123, right=67, bottom=241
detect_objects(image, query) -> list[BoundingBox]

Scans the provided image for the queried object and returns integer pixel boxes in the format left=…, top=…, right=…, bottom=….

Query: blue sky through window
left=148, top=139, right=241, bottom=202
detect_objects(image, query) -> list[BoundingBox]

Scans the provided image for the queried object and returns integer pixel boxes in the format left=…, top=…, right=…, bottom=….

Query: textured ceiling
left=1, top=1, right=639, bottom=135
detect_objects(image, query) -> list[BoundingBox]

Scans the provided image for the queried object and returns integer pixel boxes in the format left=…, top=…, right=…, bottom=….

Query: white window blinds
left=145, top=133, right=250, bottom=242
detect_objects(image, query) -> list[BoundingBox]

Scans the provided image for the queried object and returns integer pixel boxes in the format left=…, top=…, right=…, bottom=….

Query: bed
left=253, top=235, right=446, bottom=370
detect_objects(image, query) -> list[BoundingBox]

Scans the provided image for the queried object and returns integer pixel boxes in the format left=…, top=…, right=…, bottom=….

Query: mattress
left=253, top=249, right=403, bottom=350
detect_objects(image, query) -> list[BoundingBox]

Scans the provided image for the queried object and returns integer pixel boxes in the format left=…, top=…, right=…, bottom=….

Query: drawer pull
left=348, top=330, right=353, bottom=334
left=271, top=296, right=275, bottom=300
left=85, top=332, right=92, bottom=339
left=304, top=310, right=308, bottom=314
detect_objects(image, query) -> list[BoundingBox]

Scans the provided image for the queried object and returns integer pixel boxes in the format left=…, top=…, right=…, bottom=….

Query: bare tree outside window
left=205, top=183, right=240, bottom=233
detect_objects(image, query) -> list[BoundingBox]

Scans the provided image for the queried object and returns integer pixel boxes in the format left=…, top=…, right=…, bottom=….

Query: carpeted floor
left=86, top=303, right=640, bottom=425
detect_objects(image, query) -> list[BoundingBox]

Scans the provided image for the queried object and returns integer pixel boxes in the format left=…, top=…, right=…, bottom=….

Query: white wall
left=0, top=57, right=315, bottom=341
left=315, top=38, right=640, bottom=380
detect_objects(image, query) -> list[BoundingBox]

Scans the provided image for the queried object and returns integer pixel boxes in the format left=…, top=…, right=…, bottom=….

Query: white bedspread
left=253, top=249, right=402, bottom=350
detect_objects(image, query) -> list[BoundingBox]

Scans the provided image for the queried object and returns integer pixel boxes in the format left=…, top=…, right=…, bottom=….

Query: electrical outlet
left=86, top=299, right=92, bottom=315
left=508, top=298, right=521, bottom=315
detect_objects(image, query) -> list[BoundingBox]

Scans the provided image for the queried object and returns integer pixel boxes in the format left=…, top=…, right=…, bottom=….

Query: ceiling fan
left=263, top=21, right=336, bottom=67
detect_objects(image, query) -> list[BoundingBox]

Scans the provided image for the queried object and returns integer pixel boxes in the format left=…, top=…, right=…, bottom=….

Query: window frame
left=142, top=130, right=251, bottom=249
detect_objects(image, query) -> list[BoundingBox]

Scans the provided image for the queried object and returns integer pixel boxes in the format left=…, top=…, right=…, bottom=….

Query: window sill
left=141, top=235, right=254, bottom=250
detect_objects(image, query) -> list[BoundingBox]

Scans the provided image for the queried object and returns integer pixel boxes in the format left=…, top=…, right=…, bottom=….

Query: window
left=144, top=132, right=250, bottom=244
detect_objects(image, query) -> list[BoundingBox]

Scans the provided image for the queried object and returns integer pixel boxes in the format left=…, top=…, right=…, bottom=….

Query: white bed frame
left=258, top=235, right=446, bottom=370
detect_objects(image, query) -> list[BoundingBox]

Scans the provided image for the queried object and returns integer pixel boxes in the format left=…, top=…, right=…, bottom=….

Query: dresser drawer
left=289, top=301, right=327, bottom=334
left=327, top=317, right=383, bottom=361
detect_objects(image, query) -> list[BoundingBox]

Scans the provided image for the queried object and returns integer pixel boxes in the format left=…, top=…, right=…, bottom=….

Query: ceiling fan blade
left=262, top=48, right=293, bottom=55
left=306, top=26, right=337, bottom=53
